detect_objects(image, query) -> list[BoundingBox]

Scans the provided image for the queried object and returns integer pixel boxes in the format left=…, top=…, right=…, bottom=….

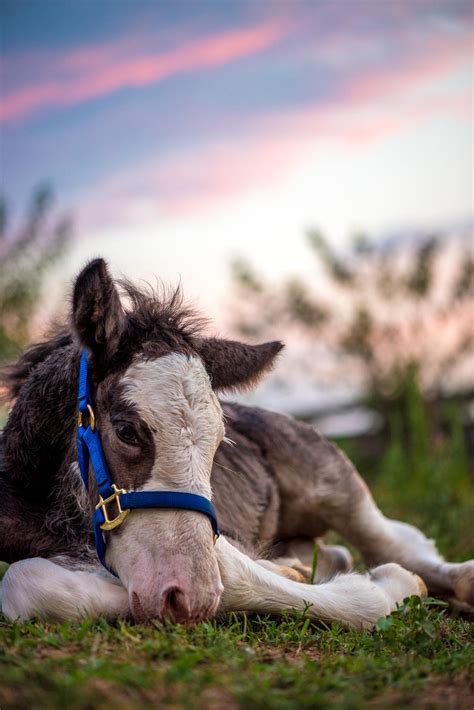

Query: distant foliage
left=0, top=186, right=72, bottom=363
left=231, top=229, right=474, bottom=403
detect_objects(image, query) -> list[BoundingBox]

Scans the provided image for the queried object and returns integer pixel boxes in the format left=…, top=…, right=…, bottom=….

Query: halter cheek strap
left=77, top=349, right=220, bottom=576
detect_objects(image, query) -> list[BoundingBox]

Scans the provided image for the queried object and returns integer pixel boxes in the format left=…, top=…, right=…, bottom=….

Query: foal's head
left=72, top=259, right=283, bottom=623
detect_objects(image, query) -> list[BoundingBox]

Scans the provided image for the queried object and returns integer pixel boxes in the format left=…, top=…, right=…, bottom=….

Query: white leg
left=1, top=558, right=129, bottom=622
left=339, top=497, right=474, bottom=606
left=215, top=537, right=425, bottom=630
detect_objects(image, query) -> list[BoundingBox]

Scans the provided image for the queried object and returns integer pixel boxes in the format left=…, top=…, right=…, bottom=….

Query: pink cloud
left=0, top=21, right=285, bottom=122
left=75, top=22, right=472, bottom=227
left=82, top=80, right=470, bottom=228
left=343, top=34, right=472, bottom=105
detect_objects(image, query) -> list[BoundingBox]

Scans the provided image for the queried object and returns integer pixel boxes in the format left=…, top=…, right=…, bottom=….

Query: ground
left=0, top=596, right=473, bottom=709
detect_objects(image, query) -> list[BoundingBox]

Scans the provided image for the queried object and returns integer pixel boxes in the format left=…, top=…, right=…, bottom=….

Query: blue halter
left=76, top=349, right=219, bottom=575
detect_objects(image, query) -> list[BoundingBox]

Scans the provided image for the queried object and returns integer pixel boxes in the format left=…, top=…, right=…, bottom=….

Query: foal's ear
left=197, top=338, right=284, bottom=391
left=72, top=258, right=125, bottom=360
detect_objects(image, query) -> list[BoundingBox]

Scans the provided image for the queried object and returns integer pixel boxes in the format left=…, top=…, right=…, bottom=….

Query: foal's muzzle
left=130, top=583, right=222, bottom=625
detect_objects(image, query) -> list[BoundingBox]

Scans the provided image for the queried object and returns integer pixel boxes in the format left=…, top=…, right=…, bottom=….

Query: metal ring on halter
left=77, top=403, right=95, bottom=431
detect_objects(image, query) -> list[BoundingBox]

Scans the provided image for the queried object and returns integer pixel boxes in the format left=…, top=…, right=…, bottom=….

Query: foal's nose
left=160, top=585, right=191, bottom=623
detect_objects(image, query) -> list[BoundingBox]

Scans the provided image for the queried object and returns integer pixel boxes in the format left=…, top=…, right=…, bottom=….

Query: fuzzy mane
left=2, top=280, right=207, bottom=401
left=1, top=330, right=72, bottom=401
left=118, top=279, right=207, bottom=343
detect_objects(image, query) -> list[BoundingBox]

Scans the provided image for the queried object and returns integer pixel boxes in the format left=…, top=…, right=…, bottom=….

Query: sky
left=1, top=0, right=473, bottom=324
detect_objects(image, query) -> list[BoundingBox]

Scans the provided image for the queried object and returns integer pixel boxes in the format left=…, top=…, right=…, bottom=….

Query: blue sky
left=1, top=0, right=472, bottom=320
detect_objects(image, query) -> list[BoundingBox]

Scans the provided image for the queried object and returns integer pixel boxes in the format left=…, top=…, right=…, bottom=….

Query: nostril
left=131, top=591, right=146, bottom=621
left=166, top=587, right=179, bottom=612
left=161, top=585, right=189, bottom=621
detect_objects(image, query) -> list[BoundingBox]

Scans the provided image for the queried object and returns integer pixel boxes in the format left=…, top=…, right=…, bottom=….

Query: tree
left=231, top=229, right=474, bottom=409
left=0, top=185, right=72, bottom=363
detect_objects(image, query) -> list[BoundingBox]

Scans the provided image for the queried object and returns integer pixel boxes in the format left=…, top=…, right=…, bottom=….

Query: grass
left=1, top=598, right=473, bottom=709
left=1, top=392, right=473, bottom=708
left=1, top=494, right=473, bottom=710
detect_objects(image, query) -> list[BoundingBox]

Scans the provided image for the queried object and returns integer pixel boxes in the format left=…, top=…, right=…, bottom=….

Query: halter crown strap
left=76, top=348, right=220, bottom=575
left=78, top=348, right=92, bottom=414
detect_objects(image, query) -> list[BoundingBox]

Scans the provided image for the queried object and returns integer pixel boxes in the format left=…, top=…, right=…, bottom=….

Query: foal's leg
left=259, top=539, right=353, bottom=584
left=333, top=495, right=474, bottom=606
left=262, top=413, right=474, bottom=606
left=271, top=539, right=354, bottom=583
left=1, top=557, right=129, bottom=621
left=216, top=537, right=425, bottom=630
left=1, top=544, right=424, bottom=628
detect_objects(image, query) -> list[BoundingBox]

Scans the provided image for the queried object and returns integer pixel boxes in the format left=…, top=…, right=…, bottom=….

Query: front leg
left=2, top=542, right=424, bottom=629
left=1, top=557, right=129, bottom=621
left=215, top=537, right=425, bottom=630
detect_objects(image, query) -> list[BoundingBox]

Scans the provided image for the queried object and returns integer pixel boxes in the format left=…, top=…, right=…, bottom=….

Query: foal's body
left=1, top=260, right=473, bottom=628
left=2, top=395, right=472, bottom=626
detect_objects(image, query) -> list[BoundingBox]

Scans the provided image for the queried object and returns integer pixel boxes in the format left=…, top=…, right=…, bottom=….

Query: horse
left=0, top=259, right=472, bottom=629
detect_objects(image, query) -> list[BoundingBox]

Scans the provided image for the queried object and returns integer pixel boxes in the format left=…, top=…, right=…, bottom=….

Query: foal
left=1, top=259, right=472, bottom=628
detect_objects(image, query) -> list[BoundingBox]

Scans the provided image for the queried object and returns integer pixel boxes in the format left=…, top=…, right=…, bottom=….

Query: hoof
left=256, top=558, right=309, bottom=583
left=369, top=562, right=425, bottom=604
left=414, top=574, right=428, bottom=597
left=264, top=557, right=312, bottom=583
left=276, top=565, right=308, bottom=583
left=452, top=561, right=474, bottom=606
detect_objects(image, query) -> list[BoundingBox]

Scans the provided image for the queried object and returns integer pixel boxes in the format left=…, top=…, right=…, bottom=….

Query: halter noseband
left=77, top=349, right=219, bottom=575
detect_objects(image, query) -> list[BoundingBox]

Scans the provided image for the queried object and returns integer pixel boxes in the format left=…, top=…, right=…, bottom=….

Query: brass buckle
left=78, top=404, right=96, bottom=431
left=96, top=484, right=130, bottom=531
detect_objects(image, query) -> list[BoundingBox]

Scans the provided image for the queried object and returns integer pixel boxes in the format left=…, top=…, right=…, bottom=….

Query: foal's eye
left=115, top=422, right=139, bottom=445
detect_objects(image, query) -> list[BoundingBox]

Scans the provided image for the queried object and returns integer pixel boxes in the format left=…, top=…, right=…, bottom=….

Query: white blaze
left=121, top=353, right=224, bottom=497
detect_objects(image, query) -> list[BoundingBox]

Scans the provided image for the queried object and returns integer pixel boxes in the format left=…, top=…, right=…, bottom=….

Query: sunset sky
left=1, top=0, right=472, bottom=323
